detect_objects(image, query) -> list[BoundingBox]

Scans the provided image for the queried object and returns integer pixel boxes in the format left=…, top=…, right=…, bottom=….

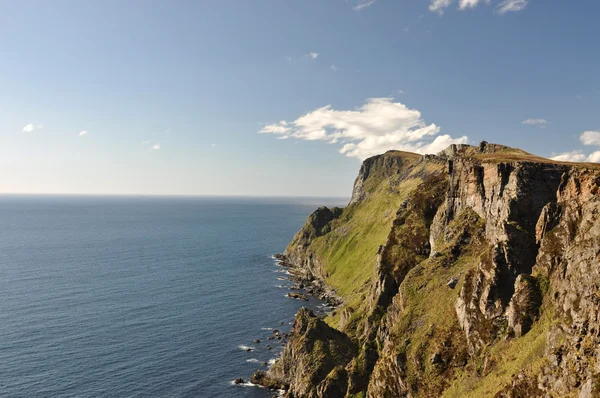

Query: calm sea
left=0, top=195, right=346, bottom=398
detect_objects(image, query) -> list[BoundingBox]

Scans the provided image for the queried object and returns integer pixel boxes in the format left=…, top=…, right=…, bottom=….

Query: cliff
left=262, top=142, right=600, bottom=397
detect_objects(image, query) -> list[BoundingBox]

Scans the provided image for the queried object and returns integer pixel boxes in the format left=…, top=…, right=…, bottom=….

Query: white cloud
left=580, top=131, right=600, bottom=146
left=331, top=64, right=339, bottom=72
left=550, top=151, right=587, bottom=163
left=353, top=0, right=377, bottom=11
left=259, top=97, right=468, bottom=160
left=429, top=0, right=453, bottom=14
left=79, top=130, right=88, bottom=137
left=22, top=123, right=43, bottom=133
left=497, top=0, right=527, bottom=14
left=550, top=150, right=600, bottom=163
left=459, top=0, right=482, bottom=9
left=307, top=52, right=319, bottom=60
left=151, top=144, right=161, bottom=151
left=588, top=151, right=600, bottom=163
left=522, top=118, right=548, bottom=126
left=260, top=121, right=291, bottom=134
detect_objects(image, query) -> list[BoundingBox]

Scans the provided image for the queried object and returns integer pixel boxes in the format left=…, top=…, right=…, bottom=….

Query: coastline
left=273, top=253, right=342, bottom=309
left=232, top=253, right=337, bottom=394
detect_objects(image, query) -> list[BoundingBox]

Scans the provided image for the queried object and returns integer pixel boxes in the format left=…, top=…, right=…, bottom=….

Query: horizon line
left=0, top=192, right=350, bottom=199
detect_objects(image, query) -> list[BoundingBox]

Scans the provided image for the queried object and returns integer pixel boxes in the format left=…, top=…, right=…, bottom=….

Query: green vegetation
left=318, top=177, right=422, bottom=297
left=382, top=209, right=487, bottom=396
left=443, top=307, right=554, bottom=397
left=287, top=152, right=431, bottom=299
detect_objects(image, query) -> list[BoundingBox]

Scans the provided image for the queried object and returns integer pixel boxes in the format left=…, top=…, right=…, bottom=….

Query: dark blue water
left=0, top=196, right=345, bottom=398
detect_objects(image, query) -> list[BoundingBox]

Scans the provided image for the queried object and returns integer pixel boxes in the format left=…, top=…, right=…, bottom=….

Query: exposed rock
left=350, top=150, right=421, bottom=206
left=250, top=370, right=287, bottom=390
left=287, top=292, right=309, bottom=301
left=430, top=352, right=443, bottom=365
left=494, top=372, right=544, bottom=397
left=446, top=277, right=459, bottom=289
left=266, top=308, right=357, bottom=397
left=234, top=378, right=245, bottom=385
left=258, top=144, right=600, bottom=398
left=506, top=274, right=542, bottom=337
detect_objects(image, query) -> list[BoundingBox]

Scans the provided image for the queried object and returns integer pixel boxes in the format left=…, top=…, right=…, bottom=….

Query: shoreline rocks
left=274, top=253, right=342, bottom=308
left=286, top=292, right=308, bottom=301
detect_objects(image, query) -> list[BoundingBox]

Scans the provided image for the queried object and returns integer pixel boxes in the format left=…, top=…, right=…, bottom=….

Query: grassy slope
left=443, top=310, right=552, bottom=397
left=313, top=177, right=421, bottom=298
left=297, top=152, right=425, bottom=300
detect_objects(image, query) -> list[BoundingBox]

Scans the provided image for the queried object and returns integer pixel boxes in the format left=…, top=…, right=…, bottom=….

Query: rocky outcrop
left=506, top=274, right=542, bottom=337
left=263, top=308, right=357, bottom=397
left=266, top=143, right=600, bottom=397
left=349, top=150, right=421, bottom=206
left=534, top=169, right=600, bottom=395
left=284, top=206, right=342, bottom=284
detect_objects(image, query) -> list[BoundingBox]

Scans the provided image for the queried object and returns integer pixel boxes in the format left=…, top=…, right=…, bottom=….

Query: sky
left=1, top=0, right=599, bottom=197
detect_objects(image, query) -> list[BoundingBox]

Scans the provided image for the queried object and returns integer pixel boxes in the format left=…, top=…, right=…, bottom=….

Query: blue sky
left=1, top=0, right=599, bottom=197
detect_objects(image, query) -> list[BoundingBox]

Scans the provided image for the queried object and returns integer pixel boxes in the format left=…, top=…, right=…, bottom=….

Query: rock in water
left=287, top=292, right=309, bottom=301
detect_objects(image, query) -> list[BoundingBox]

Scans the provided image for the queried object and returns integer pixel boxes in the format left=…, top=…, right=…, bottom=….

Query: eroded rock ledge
left=262, top=142, right=600, bottom=398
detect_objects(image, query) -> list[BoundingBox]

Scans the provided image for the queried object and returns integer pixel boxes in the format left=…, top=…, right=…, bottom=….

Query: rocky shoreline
left=273, top=253, right=342, bottom=308
left=233, top=253, right=340, bottom=395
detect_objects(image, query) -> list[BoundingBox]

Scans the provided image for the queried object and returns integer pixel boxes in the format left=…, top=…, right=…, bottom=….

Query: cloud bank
left=259, top=97, right=468, bottom=160
left=550, top=131, right=600, bottom=163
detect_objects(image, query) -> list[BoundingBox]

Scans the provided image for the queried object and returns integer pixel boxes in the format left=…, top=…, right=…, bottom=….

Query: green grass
left=308, top=177, right=423, bottom=298
left=443, top=307, right=554, bottom=398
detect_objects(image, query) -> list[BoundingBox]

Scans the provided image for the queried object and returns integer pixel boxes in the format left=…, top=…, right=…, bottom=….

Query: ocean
left=0, top=195, right=346, bottom=398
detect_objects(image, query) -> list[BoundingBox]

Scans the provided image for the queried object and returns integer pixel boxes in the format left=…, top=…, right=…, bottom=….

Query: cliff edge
left=263, top=142, right=600, bottom=398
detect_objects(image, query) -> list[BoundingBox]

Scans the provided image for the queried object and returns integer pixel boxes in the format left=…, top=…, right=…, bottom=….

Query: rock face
left=284, top=206, right=343, bottom=283
left=267, top=143, right=600, bottom=397
left=264, top=308, right=357, bottom=397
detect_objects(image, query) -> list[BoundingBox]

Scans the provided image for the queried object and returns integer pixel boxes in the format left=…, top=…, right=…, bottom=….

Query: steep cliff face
left=268, top=142, right=600, bottom=398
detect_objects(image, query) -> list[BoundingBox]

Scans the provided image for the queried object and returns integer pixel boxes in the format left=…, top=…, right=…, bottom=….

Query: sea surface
left=0, top=195, right=346, bottom=398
